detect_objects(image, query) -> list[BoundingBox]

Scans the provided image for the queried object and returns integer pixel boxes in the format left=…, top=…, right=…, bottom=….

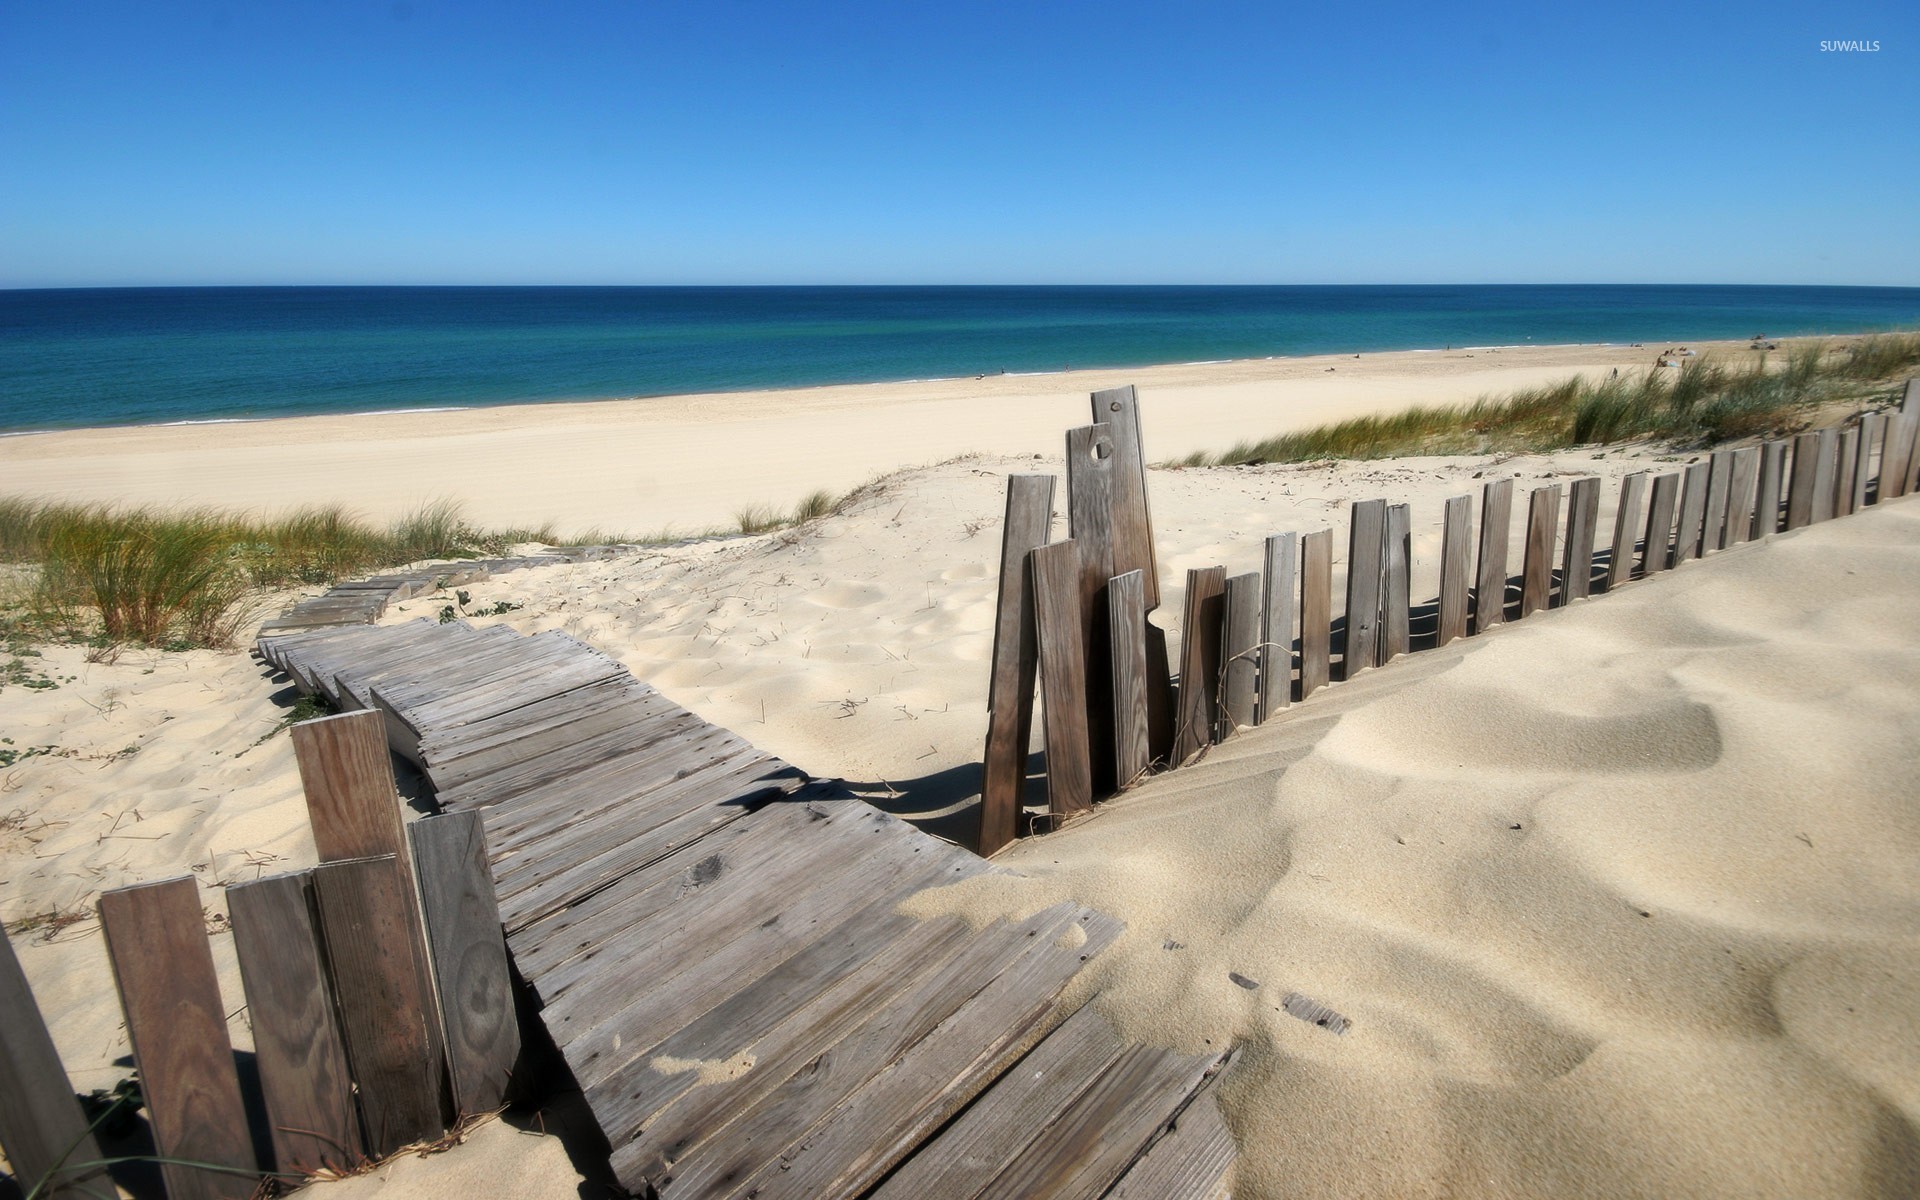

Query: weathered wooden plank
left=980, top=474, right=1054, bottom=856
left=1299, top=529, right=1332, bottom=700
left=0, top=929, right=107, bottom=1200
left=1092, top=385, right=1159, bottom=609
left=227, top=872, right=363, bottom=1177
left=1031, top=540, right=1093, bottom=820
left=1810, top=426, right=1839, bottom=523
left=313, top=856, right=445, bottom=1157
left=410, top=812, right=521, bottom=1117
left=1104, top=1079, right=1237, bottom=1200
left=1643, top=471, right=1680, bottom=575
left=1473, top=478, right=1513, bottom=632
left=1109, top=570, right=1151, bottom=788
left=1606, top=471, right=1646, bottom=591
left=1562, top=477, right=1600, bottom=603
left=866, top=1003, right=1128, bottom=1200
left=1520, top=485, right=1560, bottom=617
left=1172, top=567, right=1226, bottom=763
left=1852, top=413, right=1880, bottom=511
left=1675, top=461, right=1709, bottom=562
left=1343, top=499, right=1386, bottom=679
left=1256, top=533, right=1297, bottom=722
left=1883, top=404, right=1917, bottom=501
left=1755, top=439, right=1787, bottom=533
left=1380, top=503, right=1411, bottom=662
left=1702, top=450, right=1733, bottom=551
left=98, top=877, right=258, bottom=1200
left=1437, top=495, right=1471, bottom=644
left=1725, top=448, right=1760, bottom=545
left=1835, top=426, right=1860, bottom=517
left=1220, top=573, right=1260, bottom=734
left=1067, top=423, right=1119, bottom=796
left=1785, top=431, right=1820, bottom=530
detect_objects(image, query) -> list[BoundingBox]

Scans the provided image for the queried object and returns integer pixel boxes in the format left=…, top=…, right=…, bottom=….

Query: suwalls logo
left=1819, top=39, right=1881, bottom=51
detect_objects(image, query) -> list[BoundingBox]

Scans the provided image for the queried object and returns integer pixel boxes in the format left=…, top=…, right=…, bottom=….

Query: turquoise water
left=4, top=284, right=1918, bottom=432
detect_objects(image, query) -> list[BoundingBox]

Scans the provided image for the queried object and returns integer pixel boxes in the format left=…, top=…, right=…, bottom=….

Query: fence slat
left=1220, top=573, right=1260, bottom=734
left=1473, top=479, right=1513, bottom=633
left=1437, top=495, right=1471, bottom=645
left=1563, top=477, right=1600, bottom=603
left=1091, top=385, right=1159, bottom=609
left=1067, top=424, right=1118, bottom=796
left=1756, top=439, right=1787, bottom=533
left=1726, top=448, right=1760, bottom=545
left=980, top=474, right=1054, bottom=856
left=1675, top=461, right=1710, bottom=562
left=1883, top=402, right=1917, bottom=501
left=1811, top=427, right=1839, bottom=523
left=1031, top=540, right=1094, bottom=818
left=1702, top=450, right=1734, bottom=552
left=1835, top=427, right=1860, bottom=518
left=1851, top=414, right=1879, bottom=511
left=1607, top=472, right=1647, bottom=590
left=1904, top=379, right=1920, bottom=494
left=1256, top=533, right=1296, bottom=724
left=1644, top=472, right=1680, bottom=575
left=409, top=812, right=521, bottom=1117
left=1299, top=530, right=1332, bottom=701
left=228, top=872, right=363, bottom=1177
left=1108, top=570, right=1151, bottom=787
left=98, top=878, right=258, bottom=1200
left=1173, top=566, right=1226, bottom=764
left=313, top=856, right=446, bottom=1157
left=1343, top=500, right=1387, bottom=678
left=1785, top=431, right=1820, bottom=530
left=1520, top=485, right=1560, bottom=616
left=1380, top=504, right=1411, bottom=662
left=0, top=930, right=107, bottom=1200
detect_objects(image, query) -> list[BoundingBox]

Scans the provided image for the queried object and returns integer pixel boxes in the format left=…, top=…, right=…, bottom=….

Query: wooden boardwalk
left=257, top=619, right=1236, bottom=1200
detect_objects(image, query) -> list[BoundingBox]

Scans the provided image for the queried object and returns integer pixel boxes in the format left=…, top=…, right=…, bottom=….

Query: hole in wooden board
left=1091, top=439, right=1113, bottom=461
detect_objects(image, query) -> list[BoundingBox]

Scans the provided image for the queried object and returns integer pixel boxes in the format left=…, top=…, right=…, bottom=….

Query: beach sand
left=3, top=345, right=1916, bottom=1198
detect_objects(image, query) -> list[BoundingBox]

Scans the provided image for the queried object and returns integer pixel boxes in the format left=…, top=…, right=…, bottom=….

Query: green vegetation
left=1172, top=334, right=1920, bottom=468
left=735, top=483, right=868, bottom=535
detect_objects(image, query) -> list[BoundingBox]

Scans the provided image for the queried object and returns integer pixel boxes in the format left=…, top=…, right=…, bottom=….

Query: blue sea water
left=3, top=285, right=1919, bottom=433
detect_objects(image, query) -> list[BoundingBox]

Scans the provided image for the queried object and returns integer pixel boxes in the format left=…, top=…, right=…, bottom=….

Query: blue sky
left=2, top=1, right=1915, bottom=286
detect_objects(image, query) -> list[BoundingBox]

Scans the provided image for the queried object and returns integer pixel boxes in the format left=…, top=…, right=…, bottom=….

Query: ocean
left=4, top=284, right=1918, bottom=433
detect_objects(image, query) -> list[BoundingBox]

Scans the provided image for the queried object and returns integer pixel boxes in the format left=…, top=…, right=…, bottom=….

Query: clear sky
left=2, top=0, right=1915, bottom=287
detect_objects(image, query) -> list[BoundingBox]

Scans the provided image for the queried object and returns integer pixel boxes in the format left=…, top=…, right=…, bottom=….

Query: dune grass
left=1173, top=333, right=1920, bottom=468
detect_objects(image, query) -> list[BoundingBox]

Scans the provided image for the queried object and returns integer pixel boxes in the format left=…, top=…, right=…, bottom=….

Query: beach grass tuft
left=1174, top=333, right=1920, bottom=468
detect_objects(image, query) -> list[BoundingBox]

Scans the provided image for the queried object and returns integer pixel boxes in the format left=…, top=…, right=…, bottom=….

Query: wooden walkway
left=257, top=619, right=1236, bottom=1200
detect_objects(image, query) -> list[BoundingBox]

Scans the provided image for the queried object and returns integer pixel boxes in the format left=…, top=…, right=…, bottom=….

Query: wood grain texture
left=1756, top=439, right=1787, bottom=533
left=98, top=877, right=258, bottom=1200
left=1835, top=427, right=1860, bottom=517
left=1520, top=485, right=1560, bottom=617
left=1109, top=570, right=1151, bottom=788
left=1675, top=462, right=1709, bottom=562
left=1173, top=567, right=1226, bottom=764
left=1381, top=503, right=1411, bottom=662
left=1299, top=529, right=1332, bottom=700
left=1643, top=472, right=1680, bottom=575
left=1092, top=385, right=1160, bottom=609
left=1852, top=414, right=1880, bottom=511
left=1701, top=451, right=1733, bottom=552
left=1104, top=1080, right=1236, bottom=1200
left=227, top=872, right=363, bottom=1176
left=979, top=474, right=1054, bottom=856
left=1811, top=426, right=1839, bottom=523
left=1882, top=404, right=1917, bottom=501
left=1343, top=499, right=1386, bottom=678
left=313, top=856, right=445, bottom=1157
left=1143, top=622, right=1176, bottom=766
left=410, top=812, right=521, bottom=1116
left=1220, top=573, right=1261, bottom=734
left=1905, top=378, right=1920, bottom=493
left=1066, top=424, right=1119, bottom=796
left=1473, top=479, right=1513, bottom=632
left=1786, top=431, right=1820, bottom=530
left=1562, top=477, right=1601, bottom=603
left=1607, top=471, right=1647, bottom=590
left=1256, top=532, right=1297, bottom=722
left=1435, top=495, right=1472, bottom=645
left=0, top=929, right=107, bottom=1200
left=1031, top=540, right=1093, bottom=819
left=1725, top=449, right=1760, bottom=545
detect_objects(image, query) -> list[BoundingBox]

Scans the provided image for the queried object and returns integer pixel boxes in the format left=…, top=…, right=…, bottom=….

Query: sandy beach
left=0, top=338, right=1753, bottom=535
left=3, top=347, right=1916, bottom=1198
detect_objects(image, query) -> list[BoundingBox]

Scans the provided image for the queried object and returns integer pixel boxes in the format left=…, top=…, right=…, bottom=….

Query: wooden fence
left=1, top=710, right=519, bottom=1200
left=979, top=377, right=1920, bottom=853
